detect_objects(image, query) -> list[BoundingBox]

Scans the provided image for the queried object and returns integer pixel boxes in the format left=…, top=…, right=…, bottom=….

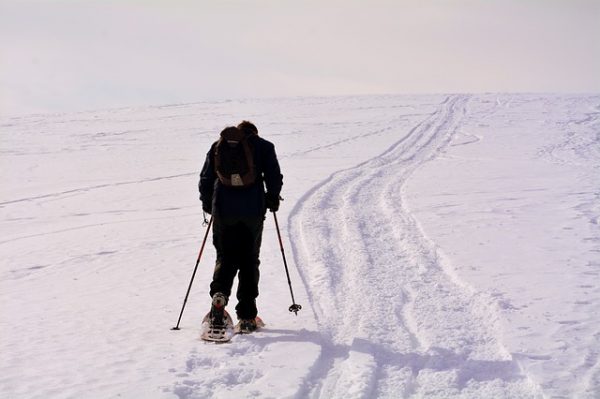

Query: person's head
left=238, top=120, right=258, bottom=136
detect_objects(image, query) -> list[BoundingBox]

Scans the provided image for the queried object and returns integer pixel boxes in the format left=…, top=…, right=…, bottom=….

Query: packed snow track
left=290, top=95, right=542, bottom=398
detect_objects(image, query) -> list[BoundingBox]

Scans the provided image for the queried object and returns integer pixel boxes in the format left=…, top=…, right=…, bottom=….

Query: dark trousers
left=210, top=215, right=264, bottom=319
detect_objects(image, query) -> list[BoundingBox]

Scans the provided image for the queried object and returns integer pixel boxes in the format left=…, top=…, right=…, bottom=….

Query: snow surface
left=1, top=94, right=599, bottom=398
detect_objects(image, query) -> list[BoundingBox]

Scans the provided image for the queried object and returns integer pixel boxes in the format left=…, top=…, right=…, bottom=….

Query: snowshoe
left=200, top=293, right=234, bottom=342
left=234, top=316, right=265, bottom=334
left=200, top=310, right=234, bottom=342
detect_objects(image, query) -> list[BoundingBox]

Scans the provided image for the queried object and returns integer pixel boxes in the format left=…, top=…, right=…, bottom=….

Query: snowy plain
left=1, top=94, right=599, bottom=398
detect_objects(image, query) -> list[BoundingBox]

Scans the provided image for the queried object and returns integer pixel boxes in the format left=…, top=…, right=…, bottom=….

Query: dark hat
left=237, top=120, right=258, bottom=136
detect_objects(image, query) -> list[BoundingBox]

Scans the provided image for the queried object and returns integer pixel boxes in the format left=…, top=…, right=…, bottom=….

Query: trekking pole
left=171, top=216, right=213, bottom=330
left=272, top=212, right=302, bottom=315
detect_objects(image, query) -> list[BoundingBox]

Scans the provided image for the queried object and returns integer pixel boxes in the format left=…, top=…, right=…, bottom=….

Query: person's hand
left=265, top=192, right=280, bottom=212
left=202, top=201, right=212, bottom=214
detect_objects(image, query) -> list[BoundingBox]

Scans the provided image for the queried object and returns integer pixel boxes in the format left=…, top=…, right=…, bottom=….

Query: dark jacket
left=199, top=134, right=283, bottom=218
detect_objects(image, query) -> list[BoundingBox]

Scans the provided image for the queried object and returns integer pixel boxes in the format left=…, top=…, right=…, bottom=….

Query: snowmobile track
left=290, top=94, right=543, bottom=398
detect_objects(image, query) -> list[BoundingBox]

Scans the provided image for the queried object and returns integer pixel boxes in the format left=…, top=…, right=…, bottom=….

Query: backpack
left=214, top=127, right=256, bottom=187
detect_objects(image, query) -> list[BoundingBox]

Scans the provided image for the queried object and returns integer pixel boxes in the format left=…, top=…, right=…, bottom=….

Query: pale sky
left=1, top=0, right=599, bottom=116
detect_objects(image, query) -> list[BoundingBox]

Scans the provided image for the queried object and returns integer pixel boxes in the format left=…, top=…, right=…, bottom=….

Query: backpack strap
left=239, top=139, right=255, bottom=185
left=214, top=137, right=231, bottom=185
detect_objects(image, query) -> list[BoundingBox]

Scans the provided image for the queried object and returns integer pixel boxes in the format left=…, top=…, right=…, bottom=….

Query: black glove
left=202, top=201, right=212, bottom=214
left=265, top=192, right=280, bottom=213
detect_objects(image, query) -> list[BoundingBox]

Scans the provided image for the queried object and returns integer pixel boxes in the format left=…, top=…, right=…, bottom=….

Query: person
left=199, top=121, right=283, bottom=332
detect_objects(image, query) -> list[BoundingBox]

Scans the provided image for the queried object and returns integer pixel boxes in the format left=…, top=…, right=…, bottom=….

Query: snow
left=1, top=94, right=599, bottom=398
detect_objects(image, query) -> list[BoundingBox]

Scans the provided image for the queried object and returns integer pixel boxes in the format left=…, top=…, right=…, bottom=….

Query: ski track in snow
left=0, top=172, right=196, bottom=207
left=290, top=95, right=542, bottom=398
